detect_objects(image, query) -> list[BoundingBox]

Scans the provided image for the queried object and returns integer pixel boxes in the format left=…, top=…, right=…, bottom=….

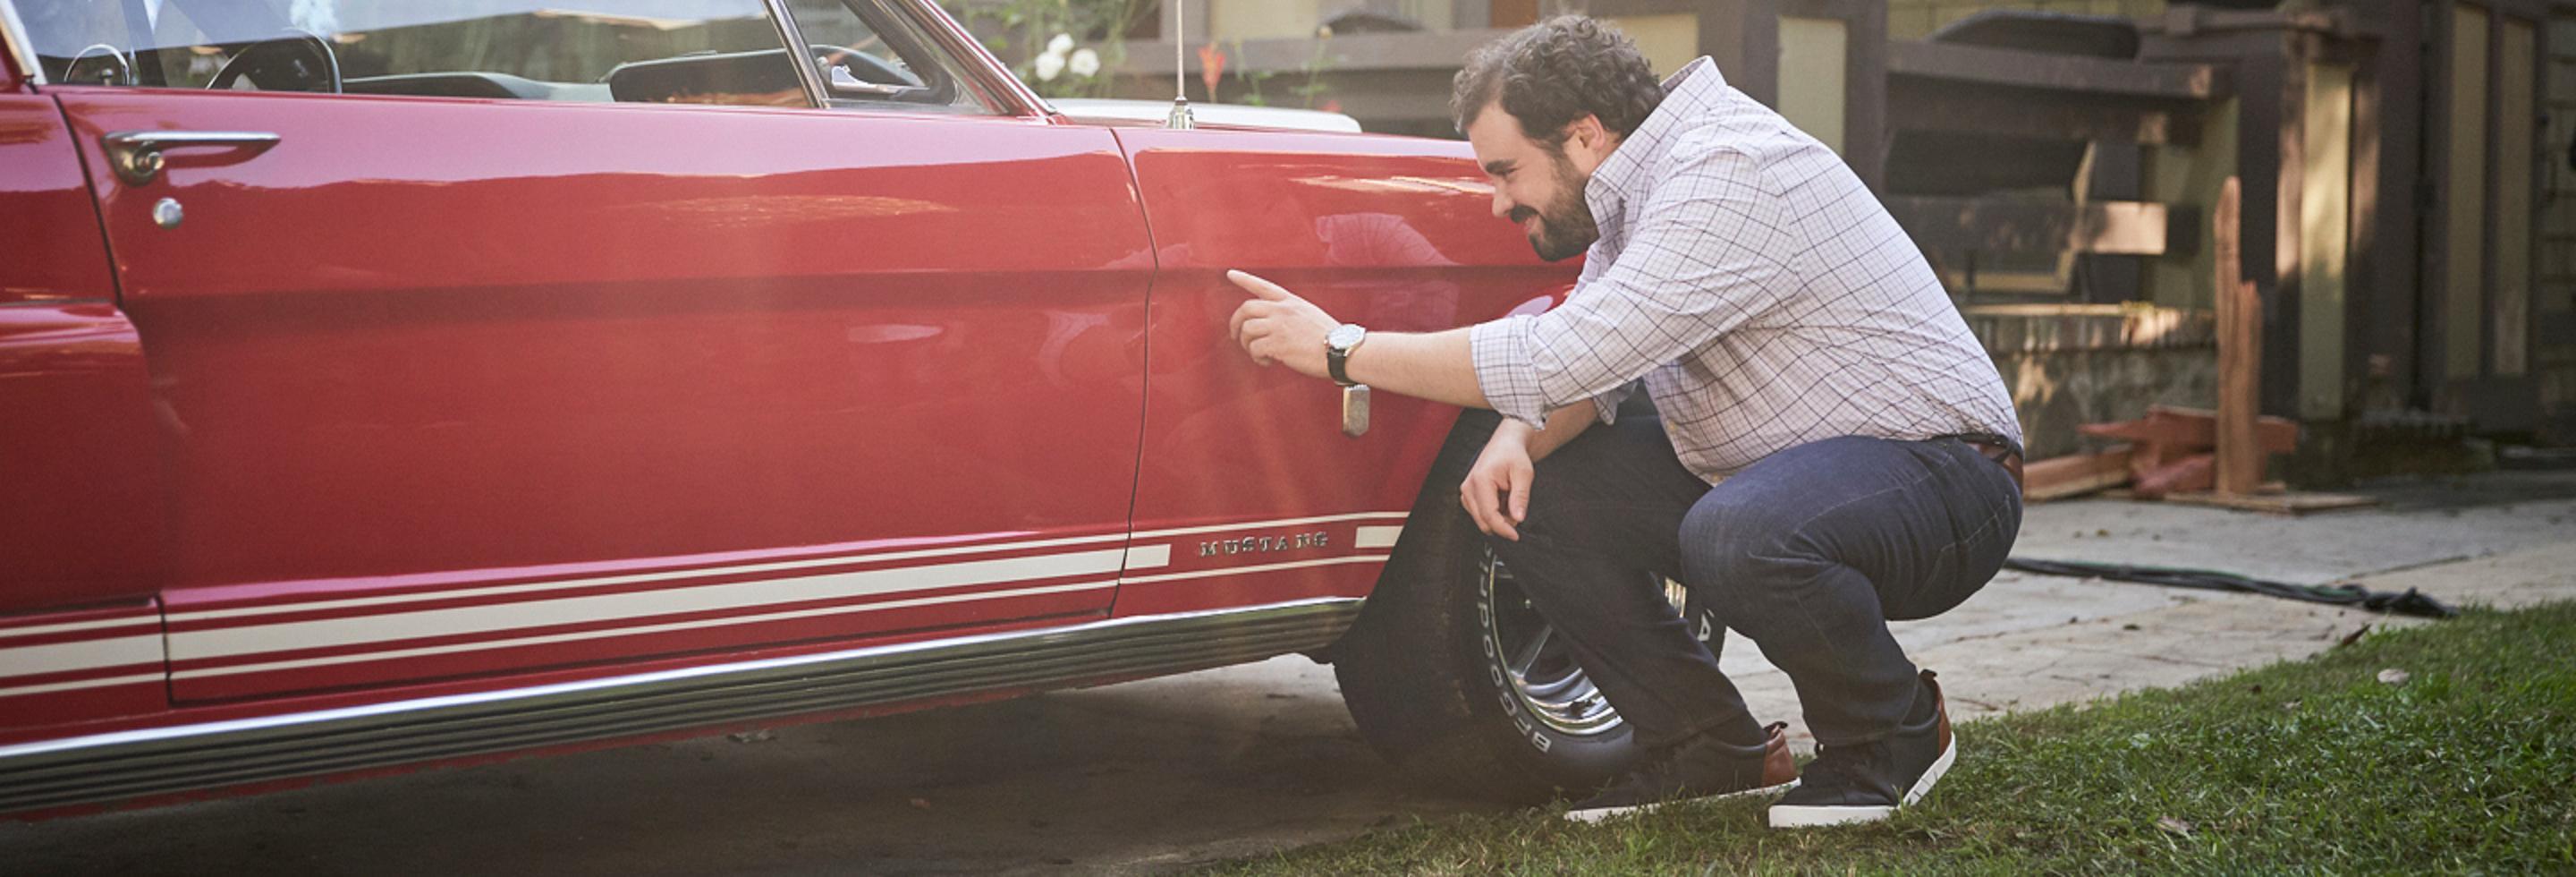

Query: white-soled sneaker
left=1768, top=669, right=1954, bottom=828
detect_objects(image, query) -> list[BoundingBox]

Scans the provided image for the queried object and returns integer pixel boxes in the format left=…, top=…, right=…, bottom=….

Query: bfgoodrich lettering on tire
left=1331, top=411, right=1718, bottom=803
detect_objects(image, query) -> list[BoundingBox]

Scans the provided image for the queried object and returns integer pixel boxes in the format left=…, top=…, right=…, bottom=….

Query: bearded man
left=1224, top=16, right=2025, bottom=826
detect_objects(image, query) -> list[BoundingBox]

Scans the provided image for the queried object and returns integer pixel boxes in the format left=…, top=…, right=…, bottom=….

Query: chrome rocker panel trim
left=0, top=597, right=1362, bottom=813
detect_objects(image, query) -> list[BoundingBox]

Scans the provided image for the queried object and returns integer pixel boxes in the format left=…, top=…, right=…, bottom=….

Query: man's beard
left=1510, top=150, right=1600, bottom=262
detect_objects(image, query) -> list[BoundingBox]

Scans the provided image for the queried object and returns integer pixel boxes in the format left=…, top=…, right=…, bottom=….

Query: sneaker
left=1563, top=722, right=1799, bottom=823
left=1768, top=669, right=1955, bottom=828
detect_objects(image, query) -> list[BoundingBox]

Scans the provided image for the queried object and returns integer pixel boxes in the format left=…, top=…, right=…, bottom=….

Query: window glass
left=782, top=0, right=990, bottom=113
left=17, top=0, right=812, bottom=106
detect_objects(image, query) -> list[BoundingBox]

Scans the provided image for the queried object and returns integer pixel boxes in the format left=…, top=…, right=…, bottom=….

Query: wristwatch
left=1325, top=323, right=1368, bottom=387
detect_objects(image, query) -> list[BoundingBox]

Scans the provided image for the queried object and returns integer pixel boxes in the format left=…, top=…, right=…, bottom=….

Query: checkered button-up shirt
left=1469, top=56, right=2021, bottom=481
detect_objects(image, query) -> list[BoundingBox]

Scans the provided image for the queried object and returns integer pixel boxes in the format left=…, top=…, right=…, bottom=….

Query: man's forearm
left=1524, top=403, right=1597, bottom=461
left=1342, top=328, right=1490, bottom=409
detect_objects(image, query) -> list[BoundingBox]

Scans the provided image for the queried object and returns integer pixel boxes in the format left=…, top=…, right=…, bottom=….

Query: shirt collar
left=1583, top=56, right=1725, bottom=228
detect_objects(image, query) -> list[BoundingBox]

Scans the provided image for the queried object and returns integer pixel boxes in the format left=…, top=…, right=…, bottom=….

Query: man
left=1225, top=16, right=2024, bottom=827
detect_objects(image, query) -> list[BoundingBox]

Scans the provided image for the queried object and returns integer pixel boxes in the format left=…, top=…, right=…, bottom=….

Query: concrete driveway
left=6, top=472, right=2572, bottom=874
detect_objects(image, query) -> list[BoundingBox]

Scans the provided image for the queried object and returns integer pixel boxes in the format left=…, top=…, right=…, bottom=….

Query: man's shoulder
left=1640, top=122, right=1798, bottom=199
left=1652, top=103, right=1853, bottom=200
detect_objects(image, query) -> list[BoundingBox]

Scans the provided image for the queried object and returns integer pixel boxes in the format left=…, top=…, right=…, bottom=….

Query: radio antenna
left=1165, top=1, right=1194, bottom=129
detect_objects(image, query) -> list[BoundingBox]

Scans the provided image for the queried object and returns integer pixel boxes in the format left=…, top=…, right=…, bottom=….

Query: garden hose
left=2001, top=558, right=2458, bottom=618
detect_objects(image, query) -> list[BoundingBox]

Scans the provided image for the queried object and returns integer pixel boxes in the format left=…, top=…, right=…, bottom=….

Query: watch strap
left=1326, top=324, right=1366, bottom=386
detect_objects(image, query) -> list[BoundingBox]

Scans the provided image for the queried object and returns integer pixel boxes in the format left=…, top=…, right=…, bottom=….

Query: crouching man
left=1224, top=16, right=2025, bottom=826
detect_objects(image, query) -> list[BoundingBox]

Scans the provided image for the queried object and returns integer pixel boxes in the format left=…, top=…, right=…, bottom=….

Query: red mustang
left=0, top=0, right=1657, bottom=817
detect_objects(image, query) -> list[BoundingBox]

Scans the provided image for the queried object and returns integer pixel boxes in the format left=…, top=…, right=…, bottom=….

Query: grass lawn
left=1209, top=600, right=2576, bottom=875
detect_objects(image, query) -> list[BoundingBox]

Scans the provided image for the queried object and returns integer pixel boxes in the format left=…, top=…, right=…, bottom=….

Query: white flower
left=1033, top=51, right=1065, bottom=81
left=1068, top=47, right=1099, bottom=78
left=1046, top=33, right=1075, bottom=55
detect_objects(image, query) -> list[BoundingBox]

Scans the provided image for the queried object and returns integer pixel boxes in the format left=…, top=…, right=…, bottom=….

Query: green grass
left=1208, top=601, right=2576, bottom=875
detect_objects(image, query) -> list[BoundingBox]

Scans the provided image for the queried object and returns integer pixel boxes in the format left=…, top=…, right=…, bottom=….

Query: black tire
left=1331, top=411, right=1716, bottom=803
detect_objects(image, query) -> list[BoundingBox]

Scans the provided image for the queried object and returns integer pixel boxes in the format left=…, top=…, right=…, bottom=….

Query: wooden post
left=2215, top=176, right=2264, bottom=495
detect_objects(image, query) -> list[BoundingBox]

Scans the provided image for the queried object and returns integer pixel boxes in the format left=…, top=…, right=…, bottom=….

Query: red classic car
left=0, top=0, right=1666, bottom=817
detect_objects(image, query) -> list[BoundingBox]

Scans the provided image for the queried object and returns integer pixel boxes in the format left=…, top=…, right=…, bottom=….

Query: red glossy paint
left=0, top=95, right=164, bottom=622
left=0, top=305, right=162, bottom=611
left=1109, top=127, right=1577, bottom=617
left=53, top=88, right=1154, bottom=699
left=0, top=0, right=1589, bottom=816
left=0, top=96, right=115, bottom=309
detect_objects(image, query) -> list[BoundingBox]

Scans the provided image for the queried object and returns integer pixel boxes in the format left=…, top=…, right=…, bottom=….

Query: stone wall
left=1968, top=304, right=2216, bottom=459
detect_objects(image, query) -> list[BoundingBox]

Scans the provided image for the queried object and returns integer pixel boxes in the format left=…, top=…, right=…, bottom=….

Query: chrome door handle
left=100, top=131, right=282, bottom=185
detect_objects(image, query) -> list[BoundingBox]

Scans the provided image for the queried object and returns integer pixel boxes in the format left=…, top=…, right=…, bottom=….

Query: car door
left=1109, top=129, right=1576, bottom=617
left=26, top=0, right=1152, bottom=702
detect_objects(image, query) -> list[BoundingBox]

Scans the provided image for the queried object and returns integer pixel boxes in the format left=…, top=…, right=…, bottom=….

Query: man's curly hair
left=1451, top=16, right=1666, bottom=148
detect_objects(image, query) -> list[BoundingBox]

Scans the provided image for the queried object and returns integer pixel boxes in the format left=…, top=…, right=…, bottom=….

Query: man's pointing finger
left=1227, top=269, right=1291, bottom=302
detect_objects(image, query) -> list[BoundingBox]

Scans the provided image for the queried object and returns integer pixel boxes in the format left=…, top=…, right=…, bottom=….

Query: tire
left=1331, top=411, right=1719, bottom=803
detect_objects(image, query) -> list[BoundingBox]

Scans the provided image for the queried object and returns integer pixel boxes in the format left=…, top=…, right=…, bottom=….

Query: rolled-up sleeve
left=1470, top=315, right=1549, bottom=426
left=1467, top=142, right=1794, bottom=429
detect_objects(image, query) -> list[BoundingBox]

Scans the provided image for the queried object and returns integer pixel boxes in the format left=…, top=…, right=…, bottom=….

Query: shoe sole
left=1767, top=736, right=1955, bottom=829
left=1563, top=779, right=1801, bottom=824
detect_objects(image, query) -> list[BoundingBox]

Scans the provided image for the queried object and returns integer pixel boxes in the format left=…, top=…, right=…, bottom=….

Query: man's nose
left=1490, top=189, right=1513, bottom=220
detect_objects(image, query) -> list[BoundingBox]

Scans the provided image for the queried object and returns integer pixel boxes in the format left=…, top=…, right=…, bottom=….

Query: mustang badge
left=1199, top=531, right=1330, bottom=558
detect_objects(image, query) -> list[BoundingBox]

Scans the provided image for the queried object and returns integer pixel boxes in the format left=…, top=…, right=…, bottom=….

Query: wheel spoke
left=1562, top=677, right=1603, bottom=709
left=1508, top=625, right=1552, bottom=677
left=1527, top=671, right=1599, bottom=704
left=1479, top=549, right=1640, bottom=737
left=1521, top=672, right=1583, bottom=700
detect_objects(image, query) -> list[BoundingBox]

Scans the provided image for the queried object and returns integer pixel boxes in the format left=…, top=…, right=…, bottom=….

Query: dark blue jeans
left=1485, top=415, right=2021, bottom=748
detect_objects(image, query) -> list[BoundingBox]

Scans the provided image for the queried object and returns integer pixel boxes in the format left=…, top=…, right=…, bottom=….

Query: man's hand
left=1461, top=421, right=1537, bottom=541
left=1226, top=270, right=1338, bottom=380
left=1224, top=270, right=1495, bottom=410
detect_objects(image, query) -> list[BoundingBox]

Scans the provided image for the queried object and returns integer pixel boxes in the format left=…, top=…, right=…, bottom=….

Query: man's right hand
left=1461, top=422, right=1537, bottom=541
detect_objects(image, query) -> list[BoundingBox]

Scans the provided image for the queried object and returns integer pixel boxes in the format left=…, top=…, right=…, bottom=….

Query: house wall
left=2540, top=10, right=2576, bottom=440
left=1885, top=0, right=2166, bottom=41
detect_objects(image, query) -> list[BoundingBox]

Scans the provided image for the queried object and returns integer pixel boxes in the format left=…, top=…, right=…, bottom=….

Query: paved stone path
left=1729, top=472, right=2576, bottom=745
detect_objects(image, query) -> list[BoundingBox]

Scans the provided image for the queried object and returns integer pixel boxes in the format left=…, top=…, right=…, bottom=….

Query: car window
left=13, top=0, right=817, bottom=106
left=779, top=0, right=991, bottom=114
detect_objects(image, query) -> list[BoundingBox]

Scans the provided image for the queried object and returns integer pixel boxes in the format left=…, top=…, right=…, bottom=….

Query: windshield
left=18, top=0, right=791, bottom=99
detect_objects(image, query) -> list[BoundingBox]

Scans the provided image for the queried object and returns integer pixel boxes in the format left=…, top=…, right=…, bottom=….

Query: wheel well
left=1307, top=408, right=1503, bottom=667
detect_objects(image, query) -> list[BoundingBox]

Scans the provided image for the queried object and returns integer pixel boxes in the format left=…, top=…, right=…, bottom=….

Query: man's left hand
left=1226, top=269, right=1338, bottom=380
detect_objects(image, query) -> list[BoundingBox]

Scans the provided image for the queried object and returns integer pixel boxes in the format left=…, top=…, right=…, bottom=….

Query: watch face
left=1327, top=324, right=1366, bottom=350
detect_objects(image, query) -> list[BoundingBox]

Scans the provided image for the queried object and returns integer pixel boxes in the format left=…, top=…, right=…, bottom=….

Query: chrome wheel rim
left=1477, top=549, right=1694, bottom=738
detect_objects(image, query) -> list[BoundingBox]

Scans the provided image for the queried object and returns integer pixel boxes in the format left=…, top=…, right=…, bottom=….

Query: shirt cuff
left=1470, top=315, right=1550, bottom=428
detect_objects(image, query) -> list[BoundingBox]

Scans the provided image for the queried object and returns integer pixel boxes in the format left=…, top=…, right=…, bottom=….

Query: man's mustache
left=1508, top=207, right=1538, bottom=224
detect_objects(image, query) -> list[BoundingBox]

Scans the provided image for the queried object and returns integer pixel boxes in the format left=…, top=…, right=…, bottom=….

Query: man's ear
left=1563, top=115, right=1614, bottom=162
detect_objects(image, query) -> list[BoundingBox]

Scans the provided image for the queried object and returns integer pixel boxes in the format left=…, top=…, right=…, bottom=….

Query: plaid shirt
left=1469, top=57, right=2021, bottom=481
